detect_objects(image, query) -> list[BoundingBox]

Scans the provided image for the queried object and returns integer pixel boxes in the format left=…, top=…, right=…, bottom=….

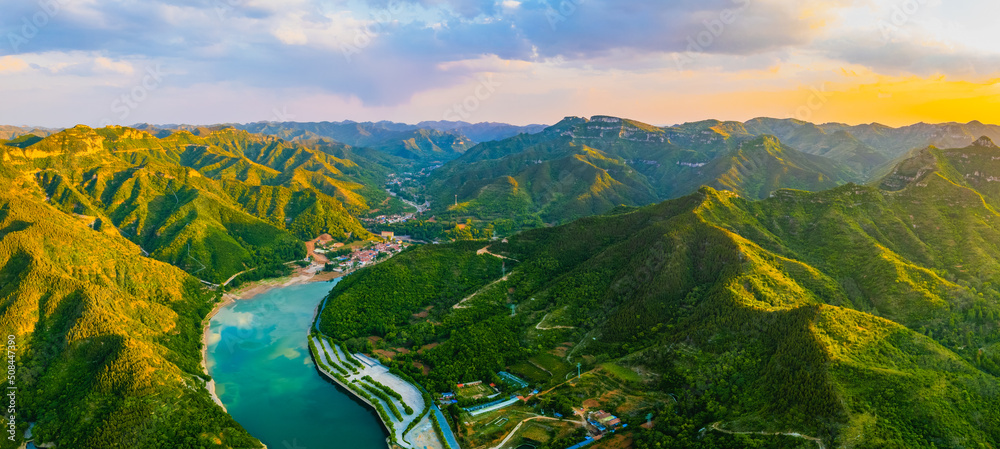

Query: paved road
left=432, top=405, right=461, bottom=449
left=491, top=415, right=582, bottom=449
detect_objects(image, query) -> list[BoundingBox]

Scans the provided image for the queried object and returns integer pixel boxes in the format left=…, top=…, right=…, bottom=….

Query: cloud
left=0, top=56, right=28, bottom=73
left=4, top=0, right=1000, bottom=128
left=273, top=26, right=310, bottom=45
left=94, top=56, right=134, bottom=75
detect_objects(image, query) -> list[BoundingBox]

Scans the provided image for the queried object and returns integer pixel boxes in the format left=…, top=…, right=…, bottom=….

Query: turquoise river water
left=206, top=280, right=389, bottom=449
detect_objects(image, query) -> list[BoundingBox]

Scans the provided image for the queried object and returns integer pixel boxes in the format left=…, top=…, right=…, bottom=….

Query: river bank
left=200, top=263, right=343, bottom=412
left=203, top=276, right=391, bottom=449
left=308, top=336, right=445, bottom=449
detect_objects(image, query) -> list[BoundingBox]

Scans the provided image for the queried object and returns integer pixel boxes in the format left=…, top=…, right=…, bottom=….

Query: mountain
left=743, top=118, right=890, bottom=176
left=0, top=192, right=261, bottom=448
left=235, top=121, right=473, bottom=162
left=0, top=125, right=59, bottom=140
left=426, top=116, right=858, bottom=226
left=316, top=138, right=1000, bottom=448
left=0, top=125, right=399, bottom=283
left=670, top=135, right=854, bottom=199
left=415, top=121, right=548, bottom=142
left=0, top=124, right=427, bottom=448
left=745, top=117, right=1000, bottom=173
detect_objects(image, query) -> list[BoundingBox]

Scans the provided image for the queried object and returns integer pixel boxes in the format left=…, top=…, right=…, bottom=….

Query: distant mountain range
left=125, top=120, right=547, bottom=163
left=426, top=115, right=1000, bottom=226
left=414, top=120, right=548, bottom=142
left=0, top=125, right=59, bottom=140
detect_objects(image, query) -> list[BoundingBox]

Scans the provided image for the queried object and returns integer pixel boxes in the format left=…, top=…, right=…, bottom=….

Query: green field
left=530, top=353, right=573, bottom=381
left=601, top=363, right=641, bottom=383
left=509, top=362, right=551, bottom=385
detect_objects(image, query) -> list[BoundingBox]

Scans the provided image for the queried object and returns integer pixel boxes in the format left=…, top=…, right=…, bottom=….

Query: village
left=362, top=212, right=418, bottom=225
left=308, top=232, right=411, bottom=273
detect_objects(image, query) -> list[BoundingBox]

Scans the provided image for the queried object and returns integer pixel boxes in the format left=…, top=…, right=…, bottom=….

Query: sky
left=2, top=0, right=1000, bottom=128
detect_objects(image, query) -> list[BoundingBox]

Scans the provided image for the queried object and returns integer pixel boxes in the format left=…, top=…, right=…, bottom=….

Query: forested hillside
left=425, top=116, right=1000, bottom=233
left=0, top=192, right=260, bottom=448
left=426, top=116, right=861, bottom=226
left=318, top=137, right=1000, bottom=448
left=236, top=121, right=473, bottom=161
left=746, top=117, right=1000, bottom=162
left=0, top=125, right=400, bottom=282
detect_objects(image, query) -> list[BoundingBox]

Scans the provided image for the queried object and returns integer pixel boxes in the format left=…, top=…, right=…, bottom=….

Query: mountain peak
left=973, top=135, right=998, bottom=148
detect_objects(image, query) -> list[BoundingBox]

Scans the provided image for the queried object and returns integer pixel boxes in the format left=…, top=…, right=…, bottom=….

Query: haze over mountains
left=128, top=120, right=547, bottom=163
left=5, top=115, right=1000, bottom=448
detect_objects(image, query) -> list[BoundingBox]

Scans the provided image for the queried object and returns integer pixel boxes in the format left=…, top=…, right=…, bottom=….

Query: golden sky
left=2, top=0, right=999, bottom=127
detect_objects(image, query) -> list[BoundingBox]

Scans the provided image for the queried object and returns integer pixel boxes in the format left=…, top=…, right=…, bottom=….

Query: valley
left=11, top=1, right=1000, bottom=448
left=4, top=116, right=1000, bottom=449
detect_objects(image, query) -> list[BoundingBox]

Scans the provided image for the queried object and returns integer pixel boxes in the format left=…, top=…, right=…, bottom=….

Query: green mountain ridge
left=236, top=121, right=473, bottom=162
left=427, top=116, right=859, bottom=226
left=317, top=137, right=1000, bottom=448
left=7, top=118, right=1000, bottom=449
left=1, top=125, right=395, bottom=282
left=0, top=194, right=261, bottom=449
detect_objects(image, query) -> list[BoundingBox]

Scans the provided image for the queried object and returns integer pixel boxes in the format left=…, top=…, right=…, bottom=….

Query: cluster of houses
left=312, top=241, right=345, bottom=255
left=327, top=238, right=409, bottom=272
left=586, top=410, right=625, bottom=434
left=362, top=212, right=416, bottom=225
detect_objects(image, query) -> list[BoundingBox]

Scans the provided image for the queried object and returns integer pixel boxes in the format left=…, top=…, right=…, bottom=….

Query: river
left=206, top=280, right=389, bottom=449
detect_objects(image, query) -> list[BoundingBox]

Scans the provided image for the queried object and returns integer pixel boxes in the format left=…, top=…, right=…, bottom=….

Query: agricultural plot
left=600, top=363, right=641, bottom=383
left=461, top=408, right=534, bottom=448
left=531, top=352, right=574, bottom=381
left=500, top=417, right=582, bottom=449
left=509, top=361, right=550, bottom=384
left=457, top=382, right=496, bottom=400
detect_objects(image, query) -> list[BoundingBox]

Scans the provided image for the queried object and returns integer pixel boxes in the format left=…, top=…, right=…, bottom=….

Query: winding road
left=453, top=273, right=511, bottom=309
left=707, top=422, right=825, bottom=449
left=490, top=415, right=583, bottom=449
left=535, top=312, right=577, bottom=330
